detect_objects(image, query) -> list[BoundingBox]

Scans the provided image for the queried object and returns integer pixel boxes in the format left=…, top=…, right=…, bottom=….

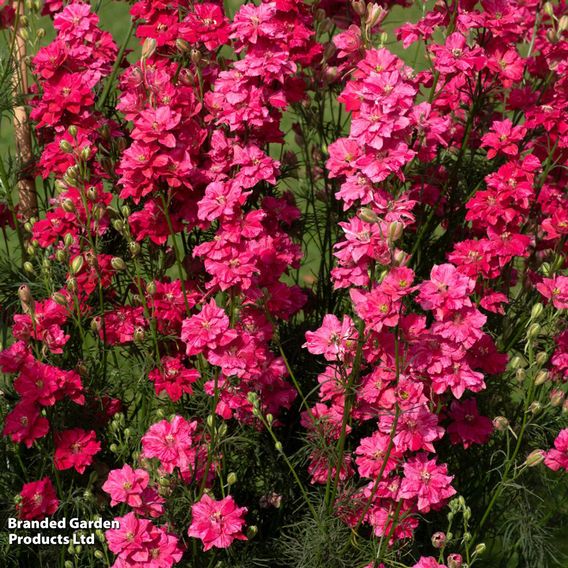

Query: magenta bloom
left=102, top=464, right=149, bottom=507
left=544, top=429, right=568, bottom=472
left=447, top=399, right=493, bottom=448
left=17, top=477, right=59, bottom=520
left=399, top=454, right=456, bottom=513
left=188, top=494, right=247, bottom=551
left=53, top=428, right=101, bottom=474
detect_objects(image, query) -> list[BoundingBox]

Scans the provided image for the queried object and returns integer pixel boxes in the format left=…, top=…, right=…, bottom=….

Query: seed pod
left=133, top=327, right=145, bottom=342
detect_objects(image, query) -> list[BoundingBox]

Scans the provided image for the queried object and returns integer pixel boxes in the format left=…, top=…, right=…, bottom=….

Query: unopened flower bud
left=141, top=38, right=157, bottom=60
left=516, top=368, right=526, bottom=383
left=358, top=207, right=379, bottom=223
left=366, top=4, right=386, bottom=28
left=227, top=472, right=237, bottom=485
left=18, top=284, right=33, bottom=304
left=52, top=292, right=67, bottom=306
left=543, top=2, right=554, bottom=16
left=67, top=277, right=77, bottom=292
left=133, top=327, right=145, bottom=342
left=55, top=249, right=67, bottom=263
left=129, top=242, right=141, bottom=257
left=62, top=198, right=75, bottom=213
left=113, top=219, right=124, bottom=233
left=527, top=323, right=541, bottom=339
left=121, top=205, right=131, bottom=217
left=190, top=48, right=202, bottom=65
left=275, top=441, right=283, bottom=453
left=528, top=401, right=542, bottom=414
left=474, top=543, right=486, bottom=556
left=65, top=560, right=74, bottom=568
left=206, top=415, right=215, bottom=428
left=59, top=140, right=73, bottom=153
left=111, top=257, right=126, bottom=271
left=86, top=186, right=97, bottom=201
left=176, top=39, right=190, bottom=54
left=64, top=233, right=74, bottom=247
left=246, top=525, right=258, bottom=539
left=534, top=370, right=549, bottom=386
left=388, top=221, right=404, bottom=243
left=493, top=416, right=509, bottom=431
left=550, top=388, right=565, bottom=407
left=218, top=422, right=227, bottom=437
left=109, top=443, right=118, bottom=453
left=80, top=146, right=91, bottom=162
left=351, top=0, right=366, bottom=16
left=530, top=303, right=544, bottom=320
left=447, top=554, right=463, bottom=568
left=68, top=125, right=78, bottom=138
left=535, top=351, right=549, bottom=366
left=266, top=413, right=274, bottom=426
left=23, top=261, right=34, bottom=274
left=431, top=531, right=446, bottom=549
left=525, top=449, right=545, bottom=467
left=558, top=15, right=568, bottom=32
left=70, top=255, right=84, bottom=275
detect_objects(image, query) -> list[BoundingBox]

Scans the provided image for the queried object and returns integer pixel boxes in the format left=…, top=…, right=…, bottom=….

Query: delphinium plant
left=0, top=0, right=567, bottom=567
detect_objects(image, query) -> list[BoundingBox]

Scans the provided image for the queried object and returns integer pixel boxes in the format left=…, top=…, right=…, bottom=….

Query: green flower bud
left=227, top=472, right=237, bottom=486
left=525, top=449, right=545, bottom=467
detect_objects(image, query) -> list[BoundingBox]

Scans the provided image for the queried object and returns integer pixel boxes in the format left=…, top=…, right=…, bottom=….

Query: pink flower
left=481, top=119, right=526, bottom=160
left=399, top=454, right=456, bottom=513
left=141, top=416, right=198, bottom=474
left=149, top=356, right=200, bottom=402
left=17, top=477, right=59, bottom=520
left=544, top=429, right=568, bottom=472
left=187, top=494, right=247, bottom=551
left=303, top=314, right=357, bottom=361
left=413, top=558, right=447, bottom=568
left=102, top=464, right=149, bottom=507
left=417, top=264, right=474, bottom=318
left=181, top=299, right=236, bottom=356
left=536, top=276, right=568, bottom=310
left=105, top=512, right=155, bottom=561
left=54, top=428, right=101, bottom=474
left=3, top=401, right=50, bottom=447
left=447, top=399, right=493, bottom=448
